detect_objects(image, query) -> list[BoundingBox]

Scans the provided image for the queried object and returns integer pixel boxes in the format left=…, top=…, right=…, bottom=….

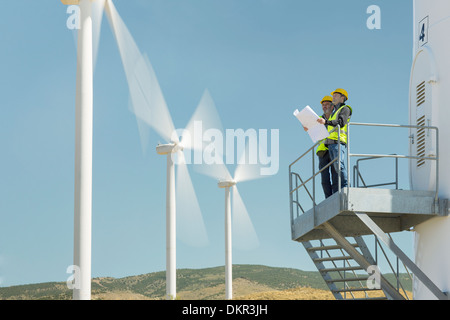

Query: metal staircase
left=303, top=236, right=390, bottom=300
left=289, top=122, right=449, bottom=300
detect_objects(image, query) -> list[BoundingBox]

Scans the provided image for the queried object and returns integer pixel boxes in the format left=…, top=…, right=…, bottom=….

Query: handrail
left=290, top=158, right=338, bottom=196
left=289, top=125, right=342, bottom=225
left=348, top=122, right=439, bottom=204
left=374, top=235, right=411, bottom=299
left=289, top=121, right=440, bottom=225
left=289, top=125, right=341, bottom=169
left=354, top=155, right=399, bottom=189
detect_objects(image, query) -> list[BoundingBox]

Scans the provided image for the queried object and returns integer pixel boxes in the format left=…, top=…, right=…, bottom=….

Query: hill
left=0, top=265, right=412, bottom=300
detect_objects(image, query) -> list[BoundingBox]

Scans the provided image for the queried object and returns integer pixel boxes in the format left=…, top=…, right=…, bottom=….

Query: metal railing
left=289, top=122, right=439, bottom=225
left=289, top=125, right=343, bottom=227
left=347, top=122, right=439, bottom=205
left=373, top=234, right=413, bottom=299
left=353, top=155, right=399, bottom=189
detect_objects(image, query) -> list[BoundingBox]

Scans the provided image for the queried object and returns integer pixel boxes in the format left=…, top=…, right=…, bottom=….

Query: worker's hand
left=317, top=118, right=326, bottom=125
left=303, top=126, right=308, bottom=132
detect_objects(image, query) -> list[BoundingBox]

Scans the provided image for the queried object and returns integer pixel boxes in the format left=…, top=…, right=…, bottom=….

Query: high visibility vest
left=316, top=116, right=328, bottom=156
left=316, top=142, right=328, bottom=155
left=327, top=105, right=352, bottom=144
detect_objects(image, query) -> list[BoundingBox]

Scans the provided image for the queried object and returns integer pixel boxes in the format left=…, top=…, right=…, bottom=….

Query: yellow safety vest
left=316, top=116, right=328, bottom=157
left=327, top=105, right=352, bottom=144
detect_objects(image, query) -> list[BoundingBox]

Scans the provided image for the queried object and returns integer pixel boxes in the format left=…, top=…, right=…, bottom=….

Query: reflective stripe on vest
left=327, top=105, right=352, bottom=144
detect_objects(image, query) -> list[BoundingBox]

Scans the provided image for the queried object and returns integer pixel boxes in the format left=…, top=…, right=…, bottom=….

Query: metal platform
left=288, top=122, right=450, bottom=300
left=291, top=187, right=448, bottom=242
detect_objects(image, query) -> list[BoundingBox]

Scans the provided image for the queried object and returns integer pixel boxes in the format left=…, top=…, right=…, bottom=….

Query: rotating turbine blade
left=195, top=153, right=233, bottom=183
left=233, top=140, right=266, bottom=183
left=181, top=89, right=224, bottom=152
left=186, top=92, right=232, bottom=182
left=105, top=0, right=176, bottom=144
left=129, top=53, right=179, bottom=145
left=175, top=152, right=209, bottom=247
left=231, top=185, right=259, bottom=251
left=92, top=0, right=106, bottom=71
left=129, top=97, right=151, bottom=155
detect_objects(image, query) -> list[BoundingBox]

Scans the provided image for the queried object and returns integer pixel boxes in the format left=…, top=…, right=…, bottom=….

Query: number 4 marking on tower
left=419, top=16, right=429, bottom=47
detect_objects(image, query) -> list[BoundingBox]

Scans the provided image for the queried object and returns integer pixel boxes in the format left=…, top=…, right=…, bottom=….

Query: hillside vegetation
left=0, top=265, right=412, bottom=300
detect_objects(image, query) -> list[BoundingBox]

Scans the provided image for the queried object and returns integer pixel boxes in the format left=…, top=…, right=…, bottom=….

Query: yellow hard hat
left=331, top=88, right=348, bottom=100
left=321, top=96, right=333, bottom=104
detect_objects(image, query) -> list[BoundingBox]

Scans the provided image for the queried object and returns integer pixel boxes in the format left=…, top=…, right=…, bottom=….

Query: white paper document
left=293, top=106, right=330, bottom=143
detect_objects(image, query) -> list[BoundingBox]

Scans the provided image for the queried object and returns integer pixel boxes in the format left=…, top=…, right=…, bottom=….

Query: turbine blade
left=129, top=97, right=151, bottom=155
left=192, top=123, right=233, bottom=182
left=231, top=186, right=259, bottom=250
left=195, top=155, right=233, bottom=182
left=92, top=0, right=106, bottom=71
left=233, top=140, right=266, bottom=183
left=105, top=0, right=175, bottom=143
left=175, top=152, right=209, bottom=247
left=181, top=89, right=224, bottom=152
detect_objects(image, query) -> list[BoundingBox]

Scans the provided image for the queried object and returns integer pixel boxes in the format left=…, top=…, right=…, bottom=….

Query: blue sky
left=0, top=0, right=414, bottom=287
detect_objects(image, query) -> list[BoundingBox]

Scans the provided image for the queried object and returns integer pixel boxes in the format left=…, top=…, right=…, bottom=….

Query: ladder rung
left=307, top=244, right=359, bottom=251
left=326, top=277, right=369, bottom=283
left=321, top=266, right=364, bottom=273
left=313, top=256, right=353, bottom=263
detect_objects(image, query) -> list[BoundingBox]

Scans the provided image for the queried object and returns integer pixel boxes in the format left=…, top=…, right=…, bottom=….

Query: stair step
left=321, top=266, right=364, bottom=273
left=334, top=287, right=384, bottom=293
left=350, top=297, right=388, bottom=301
left=326, top=277, right=369, bottom=283
left=307, top=243, right=359, bottom=252
left=313, top=255, right=353, bottom=263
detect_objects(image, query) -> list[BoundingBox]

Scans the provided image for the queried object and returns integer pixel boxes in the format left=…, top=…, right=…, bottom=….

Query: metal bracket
left=438, top=199, right=449, bottom=216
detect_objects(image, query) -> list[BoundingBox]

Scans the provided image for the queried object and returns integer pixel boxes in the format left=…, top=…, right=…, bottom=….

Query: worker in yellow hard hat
left=317, top=88, right=353, bottom=193
left=316, top=95, right=338, bottom=198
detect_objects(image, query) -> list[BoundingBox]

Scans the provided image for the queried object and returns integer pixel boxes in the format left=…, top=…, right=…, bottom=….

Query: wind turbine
left=197, top=139, right=265, bottom=300
left=61, top=0, right=105, bottom=300
left=61, top=0, right=206, bottom=300
left=150, top=91, right=217, bottom=300
left=104, top=0, right=222, bottom=300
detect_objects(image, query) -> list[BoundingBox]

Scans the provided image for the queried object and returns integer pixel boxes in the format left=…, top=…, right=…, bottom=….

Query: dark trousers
left=319, top=151, right=338, bottom=198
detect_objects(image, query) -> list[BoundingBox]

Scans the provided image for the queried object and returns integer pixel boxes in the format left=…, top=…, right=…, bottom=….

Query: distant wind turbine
left=105, top=0, right=223, bottom=300
left=197, top=135, right=265, bottom=300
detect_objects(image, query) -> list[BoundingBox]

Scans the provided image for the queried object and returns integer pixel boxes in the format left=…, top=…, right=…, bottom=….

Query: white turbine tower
left=105, top=0, right=224, bottom=299
left=198, top=141, right=264, bottom=300
left=410, top=0, right=450, bottom=299
left=61, top=0, right=105, bottom=300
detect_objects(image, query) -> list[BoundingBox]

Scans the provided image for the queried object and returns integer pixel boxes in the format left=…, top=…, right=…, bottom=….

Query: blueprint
left=293, top=106, right=330, bottom=143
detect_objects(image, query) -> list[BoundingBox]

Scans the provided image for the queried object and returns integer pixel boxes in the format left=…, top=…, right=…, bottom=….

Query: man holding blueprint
left=317, top=89, right=352, bottom=192
left=293, top=96, right=337, bottom=198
